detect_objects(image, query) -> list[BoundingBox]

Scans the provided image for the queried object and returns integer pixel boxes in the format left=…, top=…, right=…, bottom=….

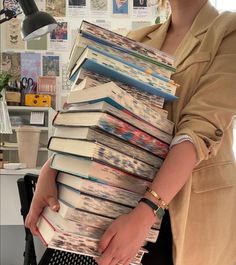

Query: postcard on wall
left=61, top=63, right=73, bottom=91
left=2, top=18, right=25, bottom=50
left=89, top=0, right=109, bottom=18
left=37, top=76, right=57, bottom=94
left=42, top=55, right=60, bottom=76
left=21, top=53, right=41, bottom=81
left=131, top=21, right=151, bottom=30
left=132, top=0, right=152, bottom=18
left=46, top=0, right=66, bottom=17
left=49, top=21, right=69, bottom=51
left=112, top=0, right=129, bottom=15
left=91, top=20, right=111, bottom=31
left=68, top=0, right=88, bottom=17
left=27, top=34, right=48, bottom=51
left=1, top=53, right=21, bottom=80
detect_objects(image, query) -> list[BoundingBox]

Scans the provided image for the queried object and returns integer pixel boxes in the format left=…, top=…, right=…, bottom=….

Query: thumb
left=98, top=226, right=116, bottom=254
left=47, top=196, right=60, bottom=211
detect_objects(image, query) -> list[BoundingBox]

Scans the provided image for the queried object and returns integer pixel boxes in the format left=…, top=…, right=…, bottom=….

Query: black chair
left=17, top=173, right=98, bottom=265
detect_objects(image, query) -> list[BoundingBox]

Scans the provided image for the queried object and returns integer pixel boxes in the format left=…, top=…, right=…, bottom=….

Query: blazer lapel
left=174, top=1, right=219, bottom=69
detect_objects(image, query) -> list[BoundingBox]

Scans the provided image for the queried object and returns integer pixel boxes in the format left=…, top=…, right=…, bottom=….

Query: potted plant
left=0, top=73, right=12, bottom=134
left=0, top=73, right=11, bottom=99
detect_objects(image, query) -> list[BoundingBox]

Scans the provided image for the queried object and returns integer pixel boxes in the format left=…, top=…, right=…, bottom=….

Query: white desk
left=0, top=168, right=40, bottom=225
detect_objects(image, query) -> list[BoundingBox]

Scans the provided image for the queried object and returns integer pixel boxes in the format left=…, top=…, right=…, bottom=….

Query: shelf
left=0, top=168, right=41, bottom=175
left=7, top=106, right=50, bottom=111
left=1, top=147, right=48, bottom=151
left=11, top=126, right=49, bottom=131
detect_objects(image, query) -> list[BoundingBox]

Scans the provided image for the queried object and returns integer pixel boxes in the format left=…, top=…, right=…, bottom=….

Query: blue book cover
left=70, top=48, right=178, bottom=102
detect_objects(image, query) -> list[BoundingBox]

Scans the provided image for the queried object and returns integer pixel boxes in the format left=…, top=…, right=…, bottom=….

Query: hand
left=25, top=175, right=59, bottom=236
left=96, top=203, right=156, bottom=265
left=25, top=159, right=59, bottom=235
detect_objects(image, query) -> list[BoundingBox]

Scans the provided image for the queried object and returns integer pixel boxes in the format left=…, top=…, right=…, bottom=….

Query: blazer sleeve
left=175, top=28, right=236, bottom=162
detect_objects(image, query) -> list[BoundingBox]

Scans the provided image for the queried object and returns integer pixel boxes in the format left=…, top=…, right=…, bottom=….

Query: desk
left=0, top=168, right=42, bottom=265
left=0, top=168, right=40, bottom=225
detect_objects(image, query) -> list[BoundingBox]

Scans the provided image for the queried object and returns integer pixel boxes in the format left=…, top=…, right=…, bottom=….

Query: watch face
left=154, top=207, right=165, bottom=220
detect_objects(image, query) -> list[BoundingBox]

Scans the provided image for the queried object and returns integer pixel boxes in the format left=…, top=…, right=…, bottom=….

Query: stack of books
left=36, top=21, right=178, bottom=265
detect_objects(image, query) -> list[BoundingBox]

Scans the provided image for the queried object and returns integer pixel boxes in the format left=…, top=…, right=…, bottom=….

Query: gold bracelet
left=146, top=187, right=169, bottom=209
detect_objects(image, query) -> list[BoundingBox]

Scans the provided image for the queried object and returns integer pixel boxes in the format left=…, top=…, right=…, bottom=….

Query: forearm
left=136, top=141, right=197, bottom=223
left=146, top=141, right=197, bottom=204
left=38, top=156, right=58, bottom=183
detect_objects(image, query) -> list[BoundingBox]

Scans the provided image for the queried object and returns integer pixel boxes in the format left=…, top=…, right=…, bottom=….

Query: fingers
left=98, top=226, right=116, bottom=254
left=25, top=196, right=59, bottom=236
left=47, top=195, right=60, bottom=212
left=25, top=201, right=44, bottom=236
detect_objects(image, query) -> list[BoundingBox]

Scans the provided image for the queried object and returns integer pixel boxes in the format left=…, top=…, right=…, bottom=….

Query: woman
left=26, top=1, right=236, bottom=265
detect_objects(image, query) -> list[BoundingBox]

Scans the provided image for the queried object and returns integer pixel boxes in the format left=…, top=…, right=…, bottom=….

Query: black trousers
left=142, top=211, right=173, bottom=265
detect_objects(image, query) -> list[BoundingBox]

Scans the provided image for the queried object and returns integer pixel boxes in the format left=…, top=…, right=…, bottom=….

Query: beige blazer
left=128, top=2, right=236, bottom=265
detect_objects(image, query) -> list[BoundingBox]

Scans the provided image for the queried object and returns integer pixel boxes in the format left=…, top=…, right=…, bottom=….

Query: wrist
left=133, top=201, right=157, bottom=227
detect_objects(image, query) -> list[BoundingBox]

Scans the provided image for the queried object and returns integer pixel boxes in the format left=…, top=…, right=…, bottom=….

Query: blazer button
left=215, top=129, right=223, bottom=137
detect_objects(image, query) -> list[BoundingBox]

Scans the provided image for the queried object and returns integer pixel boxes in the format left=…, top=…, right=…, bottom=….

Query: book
left=71, top=75, right=102, bottom=91
left=57, top=199, right=162, bottom=231
left=48, top=137, right=157, bottom=180
left=51, top=153, right=151, bottom=195
left=69, top=46, right=178, bottom=101
left=69, top=33, right=173, bottom=81
left=37, top=213, right=146, bottom=265
left=67, top=81, right=174, bottom=135
left=58, top=184, right=132, bottom=219
left=53, top=126, right=163, bottom=167
left=57, top=171, right=142, bottom=208
left=72, top=68, right=166, bottom=111
left=64, top=101, right=172, bottom=144
left=79, top=20, right=175, bottom=70
left=53, top=112, right=169, bottom=158
left=43, top=205, right=159, bottom=243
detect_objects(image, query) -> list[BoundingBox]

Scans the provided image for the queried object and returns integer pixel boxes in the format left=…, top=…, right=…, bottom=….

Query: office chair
left=17, top=173, right=98, bottom=265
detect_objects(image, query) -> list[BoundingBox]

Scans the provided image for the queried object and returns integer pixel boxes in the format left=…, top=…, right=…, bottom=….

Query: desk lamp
left=0, top=0, right=57, bottom=40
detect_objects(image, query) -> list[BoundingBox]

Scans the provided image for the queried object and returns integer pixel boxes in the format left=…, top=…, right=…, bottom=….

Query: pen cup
left=16, top=126, right=41, bottom=168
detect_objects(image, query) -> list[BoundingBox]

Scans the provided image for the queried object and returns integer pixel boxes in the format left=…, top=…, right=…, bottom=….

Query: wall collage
left=0, top=0, right=169, bottom=110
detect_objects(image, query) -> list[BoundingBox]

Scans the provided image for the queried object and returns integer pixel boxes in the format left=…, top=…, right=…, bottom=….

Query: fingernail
left=52, top=205, right=58, bottom=211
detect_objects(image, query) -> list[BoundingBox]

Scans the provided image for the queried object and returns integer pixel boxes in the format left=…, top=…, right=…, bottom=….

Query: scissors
left=21, top=77, right=35, bottom=92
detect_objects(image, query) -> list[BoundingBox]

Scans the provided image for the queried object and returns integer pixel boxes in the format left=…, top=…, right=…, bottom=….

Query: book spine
left=58, top=202, right=159, bottom=243
left=88, top=129, right=163, bottom=167
left=58, top=185, right=132, bottom=219
left=102, top=103, right=172, bottom=144
left=80, top=20, right=175, bottom=69
left=87, top=44, right=172, bottom=82
left=94, top=143, right=157, bottom=180
left=57, top=172, right=142, bottom=207
left=108, top=84, right=174, bottom=134
left=51, top=153, right=151, bottom=195
left=87, top=48, right=177, bottom=96
left=48, top=232, right=145, bottom=265
left=98, top=114, right=169, bottom=159
left=77, top=69, right=165, bottom=110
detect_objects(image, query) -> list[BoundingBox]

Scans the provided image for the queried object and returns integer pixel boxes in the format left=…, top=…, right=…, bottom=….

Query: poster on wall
left=46, top=0, right=66, bottom=17
left=21, top=53, right=41, bottom=81
left=90, top=0, right=109, bottom=18
left=1, top=53, right=21, bottom=80
left=132, top=0, right=152, bottom=18
left=42, top=55, right=60, bottom=76
left=27, top=35, right=48, bottom=51
left=132, top=21, right=151, bottom=30
left=49, top=21, right=69, bottom=51
left=2, top=18, right=25, bottom=50
left=68, top=0, right=88, bottom=17
left=112, top=0, right=129, bottom=15
left=61, top=63, right=73, bottom=92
